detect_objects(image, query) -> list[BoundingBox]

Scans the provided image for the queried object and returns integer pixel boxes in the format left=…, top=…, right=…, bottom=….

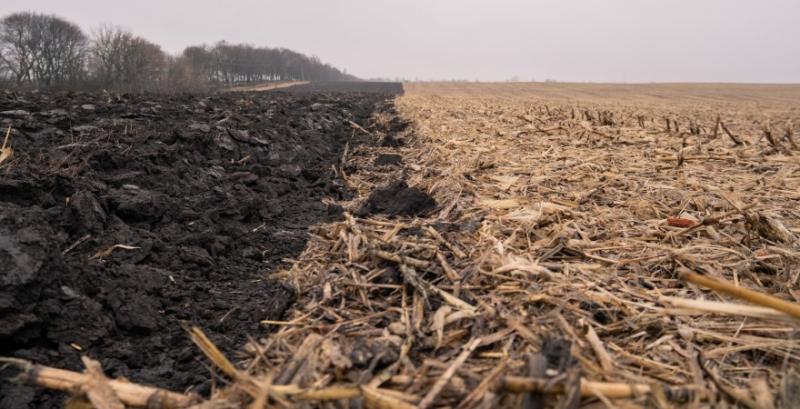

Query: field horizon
left=403, top=81, right=800, bottom=106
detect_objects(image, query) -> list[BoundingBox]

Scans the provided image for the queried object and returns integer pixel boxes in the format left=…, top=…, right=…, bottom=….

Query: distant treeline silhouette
left=0, top=11, right=357, bottom=92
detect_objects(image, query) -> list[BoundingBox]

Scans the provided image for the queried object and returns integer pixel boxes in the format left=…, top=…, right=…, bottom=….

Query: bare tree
left=89, top=24, right=132, bottom=87
left=1, top=11, right=357, bottom=91
left=0, top=22, right=9, bottom=84
left=34, top=14, right=87, bottom=86
left=165, top=55, right=208, bottom=92
left=0, top=13, right=39, bottom=85
left=182, top=45, right=213, bottom=80
left=0, top=12, right=87, bottom=87
left=179, top=42, right=357, bottom=85
left=123, top=36, right=166, bottom=90
left=88, top=25, right=166, bottom=91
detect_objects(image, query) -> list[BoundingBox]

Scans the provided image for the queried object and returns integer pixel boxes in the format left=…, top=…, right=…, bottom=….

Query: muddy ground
left=0, top=82, right=402, bottom=408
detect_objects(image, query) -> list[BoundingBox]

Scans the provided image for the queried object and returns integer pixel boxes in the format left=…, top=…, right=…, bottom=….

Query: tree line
left=0, top=11, right=356, bottom=91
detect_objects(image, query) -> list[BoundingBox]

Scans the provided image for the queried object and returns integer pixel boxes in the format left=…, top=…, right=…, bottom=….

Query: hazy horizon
left=2, top=0, right=799, bottom=83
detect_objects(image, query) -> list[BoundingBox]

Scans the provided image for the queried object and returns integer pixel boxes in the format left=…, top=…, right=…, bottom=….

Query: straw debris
left=215, top=84, right=800, bottom=407
left=0, top=125, right=13, bottom=165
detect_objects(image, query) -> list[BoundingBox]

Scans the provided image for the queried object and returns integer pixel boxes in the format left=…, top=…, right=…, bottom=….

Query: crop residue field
left=249, top=82, right=800, bottom=407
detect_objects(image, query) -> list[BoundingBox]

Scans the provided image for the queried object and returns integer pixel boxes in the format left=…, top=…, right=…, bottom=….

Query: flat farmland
left=395, top=82, right=800, bottom=405
left=2, top=2, right=799, bottom=408
left=252, top=82, right=800, bottom=407
left=404, top=82, right=800, bottom=107
left=4, top=81, right=799, bottom=408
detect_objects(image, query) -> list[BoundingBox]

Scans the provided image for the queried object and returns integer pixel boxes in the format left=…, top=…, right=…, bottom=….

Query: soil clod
left=356, top=180, right=436, bottom=217
left=374, top=153, right=403, bottom=166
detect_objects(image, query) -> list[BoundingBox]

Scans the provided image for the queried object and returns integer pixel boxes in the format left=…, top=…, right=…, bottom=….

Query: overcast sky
left=2, top=0, right=799, bottom=83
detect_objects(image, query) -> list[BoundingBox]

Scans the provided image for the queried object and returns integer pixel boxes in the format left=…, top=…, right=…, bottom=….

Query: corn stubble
left=222, top=84, right=799, bottom=408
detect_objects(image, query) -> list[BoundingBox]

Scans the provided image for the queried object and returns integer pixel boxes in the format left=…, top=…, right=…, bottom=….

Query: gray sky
left=2, top=0, right=799, bottom=83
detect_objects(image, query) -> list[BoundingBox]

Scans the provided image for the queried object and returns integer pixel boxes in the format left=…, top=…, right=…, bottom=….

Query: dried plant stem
left=418, top=338, right=481, bottom=409
left=500, top=376, right=653, bottom=398
left=2, top=125, right=10, bottom=150
left=0, top=358, right=197, bottom=408
left=0, top=125, right=12, bottom=165
left=272, top=377, right=662, bottom=403
left=679, top=269, right=800, bottom=319
left=372, top=249, right=429, bottom=268
left=585, top=325, right=614, bottom=374
left=660, top=296, right=794, bottom=321
left=719, top=121, right=742, bottom=145
left=348, top=120, right=371, bottom=135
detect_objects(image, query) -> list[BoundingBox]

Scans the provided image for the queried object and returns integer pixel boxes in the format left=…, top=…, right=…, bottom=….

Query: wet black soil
left=374, top=153, right=403, bottom=167
left=0, top=83, right=401, bottom=408
left=356, top=180, right=436, bottom=218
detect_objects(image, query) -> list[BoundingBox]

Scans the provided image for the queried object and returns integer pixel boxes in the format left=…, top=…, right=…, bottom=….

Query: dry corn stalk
left=0, top=125, right=12, bottom=165
left=0, top=358, right=199, bottom=408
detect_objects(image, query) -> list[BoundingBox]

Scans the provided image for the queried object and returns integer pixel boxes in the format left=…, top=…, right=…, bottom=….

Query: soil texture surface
left=0, top=83, right=401, bottom=408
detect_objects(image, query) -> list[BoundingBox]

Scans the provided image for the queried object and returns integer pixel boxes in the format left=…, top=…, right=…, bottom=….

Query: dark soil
left=380, top=133, right=405, bottom=147
left=374, top=154, right=403, bottom=167
left=356, top=180, right=436, bottom=218
left=0, top=83, right=401, bottom=408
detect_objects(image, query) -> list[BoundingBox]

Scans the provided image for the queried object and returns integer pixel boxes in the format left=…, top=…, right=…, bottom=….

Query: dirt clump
left=374, top=153, right=403, bottom=166
left=356, top=180, right=436, bottom=217
left=380, top=133, right=405, bottom=147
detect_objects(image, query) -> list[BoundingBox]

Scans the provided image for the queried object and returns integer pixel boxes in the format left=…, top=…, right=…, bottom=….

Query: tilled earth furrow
left=0, top=86, right=400, bottom=408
